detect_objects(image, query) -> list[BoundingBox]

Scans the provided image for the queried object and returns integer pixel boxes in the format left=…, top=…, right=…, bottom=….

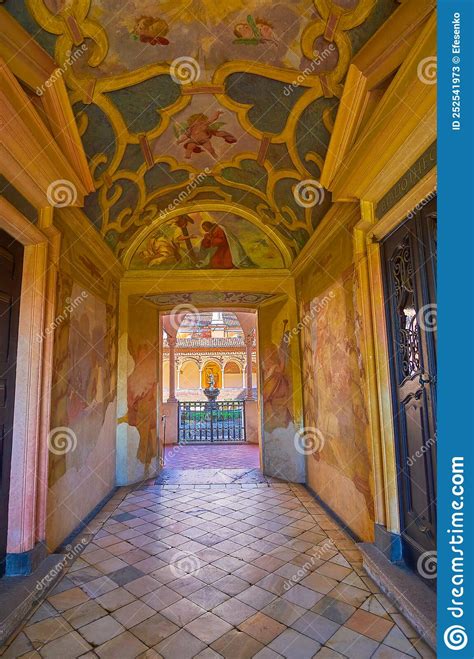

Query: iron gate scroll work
left=178, top=401, right=245, bottom=443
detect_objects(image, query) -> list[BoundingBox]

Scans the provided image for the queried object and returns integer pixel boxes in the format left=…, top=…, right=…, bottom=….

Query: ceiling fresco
left=9, top=0, right=398, bottom=267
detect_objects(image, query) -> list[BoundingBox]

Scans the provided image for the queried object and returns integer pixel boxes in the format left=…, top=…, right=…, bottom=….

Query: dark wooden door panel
left=382, top=199, right=437, bottom=579
left=0, top=230, right=23, bottom=578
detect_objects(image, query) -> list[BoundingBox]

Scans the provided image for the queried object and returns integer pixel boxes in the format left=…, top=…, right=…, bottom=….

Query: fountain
left=203, top=372, right=220, bottom=409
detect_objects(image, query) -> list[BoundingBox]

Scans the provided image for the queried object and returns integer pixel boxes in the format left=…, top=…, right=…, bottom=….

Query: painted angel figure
left=174, top=111, right=237, bottom=159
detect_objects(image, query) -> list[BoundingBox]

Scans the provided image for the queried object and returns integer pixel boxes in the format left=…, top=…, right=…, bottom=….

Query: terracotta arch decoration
left=202, top=362, right=222, bottom=389
left=12, top=0, right=392, bottom=269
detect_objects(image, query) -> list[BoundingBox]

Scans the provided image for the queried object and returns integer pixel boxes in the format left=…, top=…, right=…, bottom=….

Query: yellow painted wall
left=296, top=227, right=375, bottom=541
left=47, top=222, right=118, bottom=549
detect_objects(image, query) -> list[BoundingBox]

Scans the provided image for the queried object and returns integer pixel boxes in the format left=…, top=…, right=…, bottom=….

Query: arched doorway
left=179, top=360, right=200, bottom=389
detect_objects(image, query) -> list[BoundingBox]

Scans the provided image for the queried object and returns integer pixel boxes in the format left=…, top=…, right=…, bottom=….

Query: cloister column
left=245, top=333, right=255, bottom=400
left=167, top=335, right=177, bottom=403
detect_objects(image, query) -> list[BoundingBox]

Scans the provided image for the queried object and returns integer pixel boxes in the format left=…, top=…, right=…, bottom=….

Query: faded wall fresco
left=259, top=297, right=304, bottom=482
left=47, top=226, right=118, bottom=550
left=117, top=297, right=160, bottom=484
left=296, top=230, right=375, bottom=541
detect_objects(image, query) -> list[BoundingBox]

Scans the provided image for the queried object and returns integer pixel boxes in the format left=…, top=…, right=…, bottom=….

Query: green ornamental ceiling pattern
left=9, top=0, right=398, bottom=267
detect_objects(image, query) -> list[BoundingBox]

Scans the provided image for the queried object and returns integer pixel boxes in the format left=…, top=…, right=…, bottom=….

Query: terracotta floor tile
left=160, top=598, right=206, bottom=626
left=48, top=587, right=90, bottom=612
left=62, top=600, right=108, bottom=629
left=96, top=586, right=137, bottom=612
left=185, top=611, right=233, bottom=644
left=24, top=616, right=73, bottom=646
left=111, top=600, right=156, bottom=627
left=345, top=608, right=394, bottom=642
left=211, top=629, right=264, bottom=659
left=238, top=612, right=287, bottom=644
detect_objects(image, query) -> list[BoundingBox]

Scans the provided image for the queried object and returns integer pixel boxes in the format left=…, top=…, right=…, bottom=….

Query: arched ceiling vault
left=9, top=0, right=399, bottom=269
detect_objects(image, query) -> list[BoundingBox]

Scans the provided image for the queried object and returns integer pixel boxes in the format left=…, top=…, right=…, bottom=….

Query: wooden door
left=0, top=230, right=23, bottom=577
left=382, top=199, right=437, bottom=579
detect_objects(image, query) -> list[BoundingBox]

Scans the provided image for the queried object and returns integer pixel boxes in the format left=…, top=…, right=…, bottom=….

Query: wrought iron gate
left=178, top=401, right=245, bottom=443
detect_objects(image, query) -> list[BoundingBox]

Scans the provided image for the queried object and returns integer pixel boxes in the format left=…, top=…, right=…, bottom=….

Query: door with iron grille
left=178, top=401, right=245, bottom=443
left=382, top=198, right=437, bottom=577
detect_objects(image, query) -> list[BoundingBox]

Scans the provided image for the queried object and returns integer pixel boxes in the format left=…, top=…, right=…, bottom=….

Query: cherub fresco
left=233, top=15, right=277, bottom=46
left=131, top=16, right=170, bottom=45
left=174, top=111, right=237, bottom=159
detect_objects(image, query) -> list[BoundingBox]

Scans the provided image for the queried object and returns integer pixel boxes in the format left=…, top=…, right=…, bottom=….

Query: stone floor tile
left=268, top=628, right=321, bottom=659
left=236, top=585, right=276, bottom=609
left=300, top=572, right=339, bottom=596
left=155, top=628, right=207, bottom=658
left=78, top=615, right=125, bottom=646
left=48, top=587, right=90, bottom=612
left=291, top=611, right=339, bottom=644
left=213, top=574, right=250, bottom=596
left=184, top=611, right=233, bottom=644
left=326, top=626, right=380, bottom=657
left=24, top=616, right=73, bottom=647
left=96, top=586, right=137, bottom=612
left=129, top=612, right=179, bottom=646
left=328, top=582, right=370, bottom=608
left=160, top=598, right=206, bottom=626
left=253, top=649, right=284, bottom=659
left=211, top=629, right=264, bottom=658
left=372, top=644, right=414, bottom=658
left=62, top=600, right=108, bottom=629
left=238, top=612, right=287, bottom=644
left=95, top=630, right=148, bottom=658
left=187, top=584, right=230, bottom=610
left=316, top=562, right=353, bottom=582
left=38, top=630, right=91, bottom=658
left=212, top=597, right=257, bottom=625
left=111, top=600, right=156, bottom=627
left=383, top=626, right=421, bottom=657
left=261, top=598, right=306, bottom=626
left=311, top=595, right=356, bottom=624
left=282, top=584, right=323, bottom=609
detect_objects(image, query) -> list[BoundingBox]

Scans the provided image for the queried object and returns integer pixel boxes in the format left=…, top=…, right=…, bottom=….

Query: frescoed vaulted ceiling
left=9, top=0, right=398, bottom=268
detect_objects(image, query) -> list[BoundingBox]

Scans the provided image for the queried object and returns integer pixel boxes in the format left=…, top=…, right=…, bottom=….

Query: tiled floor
left=164, top=444, right=260, bottom=469
left=1, top=482, right=434, bottom=658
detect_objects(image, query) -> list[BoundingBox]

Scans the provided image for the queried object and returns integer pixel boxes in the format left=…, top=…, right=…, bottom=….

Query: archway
left=224, top=361, right=243, bottom=388
left=179, top=360, right=200, bottom=389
